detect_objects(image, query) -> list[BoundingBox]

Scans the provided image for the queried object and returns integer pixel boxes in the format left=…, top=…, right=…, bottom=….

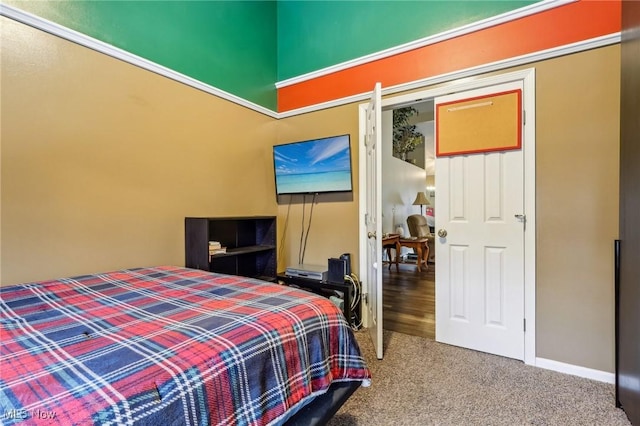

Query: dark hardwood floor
left=382, top=261, right=435, bottom=339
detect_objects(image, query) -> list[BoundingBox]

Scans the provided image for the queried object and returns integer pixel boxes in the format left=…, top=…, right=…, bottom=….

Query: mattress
left=0, top=266, right=370, bottom=425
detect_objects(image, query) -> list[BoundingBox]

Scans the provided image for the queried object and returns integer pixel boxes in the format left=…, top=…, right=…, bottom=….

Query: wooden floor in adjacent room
left=382, top=261, right=435, bottom=339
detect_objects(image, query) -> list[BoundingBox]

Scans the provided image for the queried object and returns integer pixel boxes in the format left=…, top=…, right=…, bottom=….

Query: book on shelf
left=208, top=241, right=222, bottom=249
left=209, top=247, right=227, bottom=256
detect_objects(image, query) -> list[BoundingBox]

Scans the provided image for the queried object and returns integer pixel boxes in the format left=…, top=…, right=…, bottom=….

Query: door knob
left=437, top=229, right=448, bottom=238
left=368, top=231, right=377, bottom=239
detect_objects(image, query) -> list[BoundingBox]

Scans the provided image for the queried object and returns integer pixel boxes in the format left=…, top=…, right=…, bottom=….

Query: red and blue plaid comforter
left=0, top=266, right=370, bottom=425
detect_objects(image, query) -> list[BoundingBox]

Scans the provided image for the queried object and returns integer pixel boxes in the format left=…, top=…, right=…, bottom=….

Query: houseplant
left=393, top=107, right=423, bottom=160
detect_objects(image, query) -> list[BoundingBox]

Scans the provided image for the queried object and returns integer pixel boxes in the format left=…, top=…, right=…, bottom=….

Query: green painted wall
left=276, top=0, right=539, bottom=81
left=4, top=0, right=278, bottom=110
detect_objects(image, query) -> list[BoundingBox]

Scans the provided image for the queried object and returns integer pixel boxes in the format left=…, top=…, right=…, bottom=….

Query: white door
left=435, top=81, right=525, bottom=360
left=363, top=82, right=383, bottom=359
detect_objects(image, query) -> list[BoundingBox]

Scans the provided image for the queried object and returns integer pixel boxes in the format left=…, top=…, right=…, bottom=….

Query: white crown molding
left=0, top=4, right=279, bottom=119
left=275, top=0, right=577, bottom=89
left=279, top=32, right=621, bottom=118
left=536, top=357, right=615, bottom=384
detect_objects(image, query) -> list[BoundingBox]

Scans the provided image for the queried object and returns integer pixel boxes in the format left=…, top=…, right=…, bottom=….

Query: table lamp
left=412, top=191, right=430, bottom=215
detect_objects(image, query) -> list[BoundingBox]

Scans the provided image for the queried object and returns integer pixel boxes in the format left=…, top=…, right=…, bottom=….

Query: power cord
left=344, top=273, right=363, bottom=330
left=298, top=193, right=317, bottom=265
left=278, top=196, right=293, bottom=266
left=298, top=195, right=306, bottom=265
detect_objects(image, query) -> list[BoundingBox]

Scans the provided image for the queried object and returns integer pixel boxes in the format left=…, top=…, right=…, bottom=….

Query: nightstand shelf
left=211, top=245, right=275, bottom=256
left=185, top=216, right=277, bottom=282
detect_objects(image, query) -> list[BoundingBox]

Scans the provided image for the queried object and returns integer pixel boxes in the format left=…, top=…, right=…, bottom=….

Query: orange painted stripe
left=278, top=0, right=621, bottom=112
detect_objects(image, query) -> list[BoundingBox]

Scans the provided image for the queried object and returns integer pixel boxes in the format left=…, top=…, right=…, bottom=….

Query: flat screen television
left=273, top=134, right=353, bottom=196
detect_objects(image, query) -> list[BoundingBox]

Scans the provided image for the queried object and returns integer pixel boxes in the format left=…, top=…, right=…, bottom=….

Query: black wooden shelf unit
left=185, top=216, right=277, bottom=282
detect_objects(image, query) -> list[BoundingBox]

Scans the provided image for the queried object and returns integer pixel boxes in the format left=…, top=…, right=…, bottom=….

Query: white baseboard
left=535, top=357, right=615, bottom=384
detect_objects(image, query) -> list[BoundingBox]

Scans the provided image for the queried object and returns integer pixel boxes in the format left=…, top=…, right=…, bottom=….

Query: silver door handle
left=515, top=214, right=526, bottom=221
left=438, top=229, right=447, bottom=238
left=368, top=231, right=377, bottom=239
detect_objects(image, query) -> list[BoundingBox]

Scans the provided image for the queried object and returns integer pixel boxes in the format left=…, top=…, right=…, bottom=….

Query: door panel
left=364, top=82, right=383, bottom=359
left=449, top=156, right=467, bottom=219
left=485, top=155, right=504, bottom=221
left=485, top=246, right=506, bottom=327
left=449, top=245, right=469, bottom=320
left=435, top=81, right=525, bottom=361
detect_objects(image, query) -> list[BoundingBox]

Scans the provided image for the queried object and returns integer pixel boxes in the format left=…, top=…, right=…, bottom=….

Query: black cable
left=345, top=273, right=362, bottom=330
left=298, top=195, right=306, bottom=265
left=300, top=193, right=317, bottom=264
left=278, top=196, right=293, bottom=264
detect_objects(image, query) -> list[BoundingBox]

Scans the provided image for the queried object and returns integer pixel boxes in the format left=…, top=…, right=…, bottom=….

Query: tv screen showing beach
left=273, top=135, right=352, bottom=195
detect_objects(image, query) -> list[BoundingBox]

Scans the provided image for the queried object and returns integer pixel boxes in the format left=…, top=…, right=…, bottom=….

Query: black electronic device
left=340, top=253, right=351, bottom=276
left=285, top=264, right=327, bottom=282
left=328, top=258, right=347, bottom=284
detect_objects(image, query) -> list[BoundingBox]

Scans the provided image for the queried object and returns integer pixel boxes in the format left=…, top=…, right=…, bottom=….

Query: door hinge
left=523, top=110, right=526, bottom=125
left=523, top=318, right=526, bottom=332
left=363, top=292, right=368, bottom=305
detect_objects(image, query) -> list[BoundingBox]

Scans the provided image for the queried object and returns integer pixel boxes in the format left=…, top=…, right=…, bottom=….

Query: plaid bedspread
left=0, top=266, right=370, bottom=425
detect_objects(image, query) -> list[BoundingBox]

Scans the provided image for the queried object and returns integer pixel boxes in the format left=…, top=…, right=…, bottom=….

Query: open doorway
left=360, top=68, right=536, bottom=363
left=381, top=99, right=436, bottom=339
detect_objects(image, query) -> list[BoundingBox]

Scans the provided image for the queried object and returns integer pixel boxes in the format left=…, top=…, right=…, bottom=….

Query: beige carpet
left=328, top=330, right=631, bottom=426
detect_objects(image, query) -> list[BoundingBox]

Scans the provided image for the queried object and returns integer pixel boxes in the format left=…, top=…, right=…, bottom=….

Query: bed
left=0, top=266, right=370, bottom=425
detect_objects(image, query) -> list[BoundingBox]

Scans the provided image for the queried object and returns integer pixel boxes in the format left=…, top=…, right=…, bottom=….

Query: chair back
left=407, top=214, right=431, bottom=238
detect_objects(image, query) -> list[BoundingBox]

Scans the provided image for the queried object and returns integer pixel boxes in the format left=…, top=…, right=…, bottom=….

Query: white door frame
left=358, top=68, right=536, bottom=365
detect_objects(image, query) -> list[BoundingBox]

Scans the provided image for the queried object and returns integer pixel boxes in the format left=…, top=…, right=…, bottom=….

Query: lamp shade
left=412, top=191, right=430, bottom=206
left=412, top=191, right=430, bottom=215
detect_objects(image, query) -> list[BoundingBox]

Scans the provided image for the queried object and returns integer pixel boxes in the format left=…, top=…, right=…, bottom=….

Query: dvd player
left=285, top=264, right=327, bottom=282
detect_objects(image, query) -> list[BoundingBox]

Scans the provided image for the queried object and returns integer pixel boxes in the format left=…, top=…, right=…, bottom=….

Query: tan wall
left=275, top=106, right=361, bottom=273
left=1, top=16, right=621, bottom=373
left=534, top=45, right=620, bottom=372
left=0, top=18, right=277, bottom=285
